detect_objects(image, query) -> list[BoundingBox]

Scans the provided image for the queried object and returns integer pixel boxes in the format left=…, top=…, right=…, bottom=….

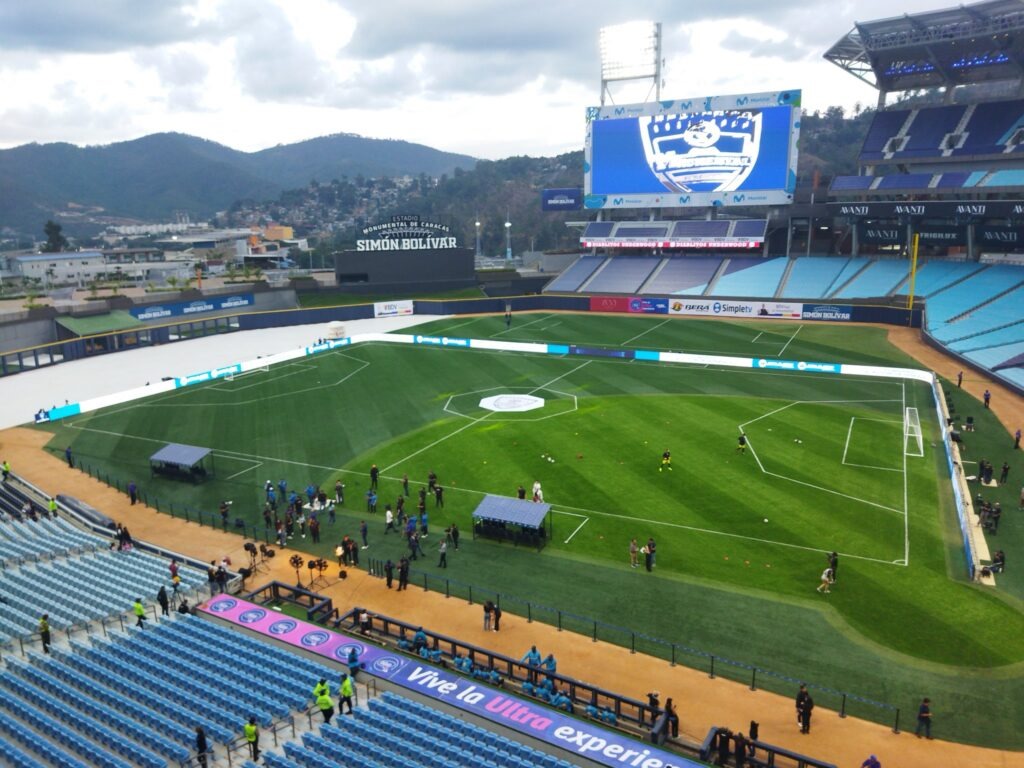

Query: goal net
left=225, top=365, right=269, bottom=382
left=904, top=407, right=924, bottom=457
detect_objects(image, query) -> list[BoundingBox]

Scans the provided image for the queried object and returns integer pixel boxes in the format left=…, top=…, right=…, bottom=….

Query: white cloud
left=0, top=0, right=954, bottom=158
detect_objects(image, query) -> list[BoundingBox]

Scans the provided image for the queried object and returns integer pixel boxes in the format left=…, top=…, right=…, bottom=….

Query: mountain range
left=0, top=132, right=477, bottom=235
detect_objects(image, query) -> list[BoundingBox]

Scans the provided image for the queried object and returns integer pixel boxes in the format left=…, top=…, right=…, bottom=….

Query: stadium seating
left=961, top=339, right=1024, bottom=369
left=780, top=257, right=851, bottom=298
left=0, top=541, right=205, bottom=643
left=583, top=256, right=661, bottom=294
left=894, top=260, right=985, bottom=297
left=833, top=260, right=909, bottom=299
left=930, top=284, right=1024, bottom=342
left=711, top=257, right=787, bottom=297
left=641, top=257, right=721, bottom=295
left=952, top=99, right=1024, bottom=157
left=924, top=265, right=1024, bottom=326
left=294, top=690, right=578, bottom=768
left=543, top=256, right=604, bottom=292
left=858, top=100, right=1024, bottom=162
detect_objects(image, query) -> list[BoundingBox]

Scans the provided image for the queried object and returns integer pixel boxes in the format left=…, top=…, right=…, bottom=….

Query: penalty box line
left=64, top=421, right=900, bottom=566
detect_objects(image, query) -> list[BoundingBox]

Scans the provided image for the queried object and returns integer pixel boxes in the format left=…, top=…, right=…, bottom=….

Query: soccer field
left=39, top=313, right=1024, bottom=745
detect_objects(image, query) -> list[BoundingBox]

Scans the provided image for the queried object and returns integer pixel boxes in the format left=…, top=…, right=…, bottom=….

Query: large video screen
left=584, top=90, right=800, bottom=209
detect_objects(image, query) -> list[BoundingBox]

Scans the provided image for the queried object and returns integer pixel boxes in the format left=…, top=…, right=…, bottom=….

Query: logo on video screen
left=238, top=609, right=267, bottom=624
left=640, top=110, right=761, bottom=193
left=300, top=631, right=331, bottom=647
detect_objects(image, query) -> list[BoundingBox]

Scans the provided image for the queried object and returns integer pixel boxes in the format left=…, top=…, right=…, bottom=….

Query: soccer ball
left=763, top=518, right=769, bottom=523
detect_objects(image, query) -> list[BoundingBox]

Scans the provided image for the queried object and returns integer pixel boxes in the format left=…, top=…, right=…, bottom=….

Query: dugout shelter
left=149, top=443, right=214, bottom=483
left=471, top=494, right=552, bottom=551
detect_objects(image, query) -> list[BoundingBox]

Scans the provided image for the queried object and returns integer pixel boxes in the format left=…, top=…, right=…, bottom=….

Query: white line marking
left=621, top=318, right=670, bottom=346
left=64, top=422, right=904, bottom=566
left=224, top=459, right=263, bottom=480
left=841, top=417, right=855, bottom=465
left=751, top=331, right=763, bottom=342
left=778, top=324, right=803, bottom=356
left=563, top=517, right=589, bottom=544
left=381, top=360, right=592, bottom=472
left=843, top=462, right=903, bottom=473
left=490, top=314, right=551, bottom=338
left=87, top=354, right=371, bottom=417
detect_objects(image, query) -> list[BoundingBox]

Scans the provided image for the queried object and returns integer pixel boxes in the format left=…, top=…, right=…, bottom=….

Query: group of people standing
left=628, top=537, right=657, bottom=571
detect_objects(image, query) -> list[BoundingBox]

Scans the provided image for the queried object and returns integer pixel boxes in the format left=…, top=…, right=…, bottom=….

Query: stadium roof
left=824, top=0, right=1024, bottom=93
left=56, top=311, right=144, bottom=337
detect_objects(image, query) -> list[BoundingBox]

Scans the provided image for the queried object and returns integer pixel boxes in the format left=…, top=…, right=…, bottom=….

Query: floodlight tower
left=599, top=21, right=662, bottom=106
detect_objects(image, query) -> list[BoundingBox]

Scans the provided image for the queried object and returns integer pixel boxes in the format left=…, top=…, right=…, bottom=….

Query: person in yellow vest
left=316, top=688, right=335, bottom=724
left=244, top=716, right=259, bottom=761
left=313, top=678, right=329, bottom=699
left=39, top=614, right=51, bottom=654
left=48, top=498, right=57, bottom=518
left=340, top=672, right=354, bottom=715
left=1, top=459, right=10, bottom=482
left=133, top=598, right=147, bottom=628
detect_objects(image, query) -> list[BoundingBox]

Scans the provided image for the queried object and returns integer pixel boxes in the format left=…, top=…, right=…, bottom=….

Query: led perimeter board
left=584, top=89, right=801, bottom=209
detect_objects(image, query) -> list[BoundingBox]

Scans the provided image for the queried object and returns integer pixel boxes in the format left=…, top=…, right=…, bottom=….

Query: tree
left=42, top=220, right=68, bottom=253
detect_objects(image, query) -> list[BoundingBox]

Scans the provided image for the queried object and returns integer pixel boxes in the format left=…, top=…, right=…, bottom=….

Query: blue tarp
left=149, top=443, right=212, bottom=467
left=471, top=494, right=550, bottom=528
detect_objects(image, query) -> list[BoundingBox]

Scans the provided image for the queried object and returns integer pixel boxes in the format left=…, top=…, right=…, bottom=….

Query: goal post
left=225, top=364, right=269, bottom=382
left=904, top=407, right=924, bottom=457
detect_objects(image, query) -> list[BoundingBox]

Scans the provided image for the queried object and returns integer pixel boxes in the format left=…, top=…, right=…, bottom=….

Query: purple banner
left=199, top=596, right=698, bottom=768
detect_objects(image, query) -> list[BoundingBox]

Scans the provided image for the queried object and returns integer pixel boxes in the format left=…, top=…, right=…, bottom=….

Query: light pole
left=474, top=220, right=482, bottom=258
left=504, top=219, right=512, bottom=260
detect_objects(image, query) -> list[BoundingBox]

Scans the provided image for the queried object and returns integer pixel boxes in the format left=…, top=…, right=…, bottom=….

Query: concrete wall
left=0, top=317, right=57, bottom=354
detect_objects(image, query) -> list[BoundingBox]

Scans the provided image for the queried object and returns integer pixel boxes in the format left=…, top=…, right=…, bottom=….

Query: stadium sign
left=356, top=215, right=459, bottom=252
left=541, top=188, right=583, bottom=211
left=830, top=200, right=1024, bottom=218
left=129, top=293, right=254, bottom=321
left=801, top=304, right=852, bottom=321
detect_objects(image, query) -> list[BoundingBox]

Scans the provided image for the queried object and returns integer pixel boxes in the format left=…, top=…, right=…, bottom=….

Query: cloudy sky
left=1, top=0, right=946, bottom=160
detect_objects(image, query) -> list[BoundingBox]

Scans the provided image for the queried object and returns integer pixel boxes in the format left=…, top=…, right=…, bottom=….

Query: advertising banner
left=130, top=294, right=254, bottom=322
left=588, top=297, right=668, bottom=314
left=916, top=225, right=966, bottom=246
left=199, top=597, right=697, bottom=768
left=373, top=300, right=414, bottom=318
left=975, top=225, right=1024, bottom=250
left=667, top=299, right=801, bottom=318
left=801, top=304, right=853, bottom=322
left=752, top=358, right=840, bottom=374
left=857, top=222, right=906, bottom=246
left=541, top=188, right=583, bottom=211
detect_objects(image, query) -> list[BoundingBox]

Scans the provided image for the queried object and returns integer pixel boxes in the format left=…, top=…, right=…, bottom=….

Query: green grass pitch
left=40, top=313, right=1024, bottom=747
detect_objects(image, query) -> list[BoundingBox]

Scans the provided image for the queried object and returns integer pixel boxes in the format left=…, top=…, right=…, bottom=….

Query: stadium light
left=600, top=21, right=660, bottom=82
left=475, top=219, right=481, bottom=257
left=504, top=219, right=512, bottom=260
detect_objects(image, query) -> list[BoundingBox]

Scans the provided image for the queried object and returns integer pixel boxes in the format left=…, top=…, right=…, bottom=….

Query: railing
left=364, top=559, right=902, bottom=733
left=223, top=716, right=295, bottom=766
left=337, top=602, right=658, bottom=736
left=699, top=726, right=839, bottom=768
left=50, top=455, right=272, bottom=553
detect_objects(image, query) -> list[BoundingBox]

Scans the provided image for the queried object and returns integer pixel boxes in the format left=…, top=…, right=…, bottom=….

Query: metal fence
left=366, top=558, right=902, bottom=734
